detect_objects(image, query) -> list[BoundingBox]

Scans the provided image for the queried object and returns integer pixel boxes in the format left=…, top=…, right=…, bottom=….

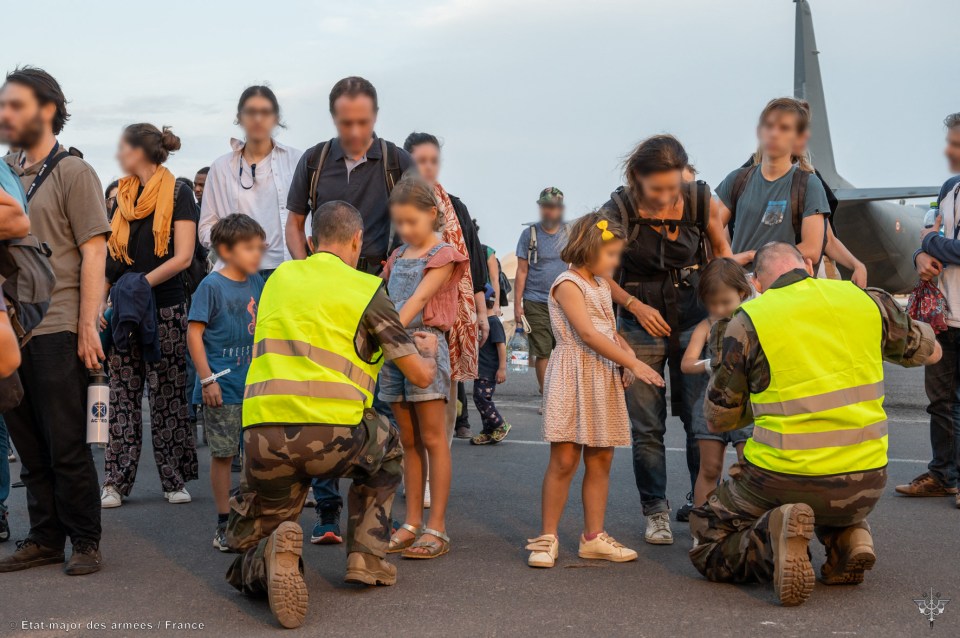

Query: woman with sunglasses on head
left=198, top=86, right=303, bottom=279
left=100, top=123, right=199, bottom=508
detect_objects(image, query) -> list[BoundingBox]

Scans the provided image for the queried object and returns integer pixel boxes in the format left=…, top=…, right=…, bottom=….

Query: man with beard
left=0, top=67, right=110, bottom=576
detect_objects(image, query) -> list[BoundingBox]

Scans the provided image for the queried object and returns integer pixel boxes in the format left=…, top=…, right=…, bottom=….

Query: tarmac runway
left=0, top=363, right=957, bottom=637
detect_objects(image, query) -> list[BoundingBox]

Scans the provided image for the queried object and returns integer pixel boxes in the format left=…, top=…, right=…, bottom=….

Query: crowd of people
left=0, top=64, right=956, bottom=629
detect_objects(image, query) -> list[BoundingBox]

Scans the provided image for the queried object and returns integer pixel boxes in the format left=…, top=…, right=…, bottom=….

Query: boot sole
left=344, top=568, right=397, bottom=586
left=578, top=551, right=638, bottom=562
left=0, top=554, right=65, bottom=573
left=266, top=522, right=307, bottom=629
left=771, top=503, right=815, bottom=607
left=820, top=547, right=876, bottom=585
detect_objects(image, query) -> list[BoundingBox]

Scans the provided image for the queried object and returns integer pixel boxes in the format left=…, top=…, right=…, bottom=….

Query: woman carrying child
left=381, top=175, right=469, bottom=559
left=527, top=213, right=665, bottom=568
left=680, top=258, right=754, bottom=522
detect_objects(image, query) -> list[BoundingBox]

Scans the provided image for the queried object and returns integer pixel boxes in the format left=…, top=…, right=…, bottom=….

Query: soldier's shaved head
left=307, top=200, right=365, bottom=269
left=753, top=242, right=811, bottom=292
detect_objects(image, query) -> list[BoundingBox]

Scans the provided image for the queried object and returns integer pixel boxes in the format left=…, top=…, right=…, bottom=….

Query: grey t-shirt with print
left=715, top=164, right=829, bottom=253
left=515, top=223, right=569, bottom=303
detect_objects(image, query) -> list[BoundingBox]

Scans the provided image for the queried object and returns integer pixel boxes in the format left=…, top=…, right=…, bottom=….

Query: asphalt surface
left=0, top=363, right=957, bottom=638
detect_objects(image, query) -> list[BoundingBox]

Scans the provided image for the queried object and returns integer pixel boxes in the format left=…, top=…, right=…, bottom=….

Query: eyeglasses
left=240, top=108, right=277, bottom=120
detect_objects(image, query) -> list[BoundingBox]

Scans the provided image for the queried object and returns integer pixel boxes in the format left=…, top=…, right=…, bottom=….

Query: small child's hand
left=630, top=361, right=665, bottom=387
left=496, top=368, right=506, bottom=384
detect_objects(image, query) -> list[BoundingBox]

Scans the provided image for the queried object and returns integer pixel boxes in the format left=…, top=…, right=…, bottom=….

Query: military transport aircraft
left=796, top=0, right=938, bottom=293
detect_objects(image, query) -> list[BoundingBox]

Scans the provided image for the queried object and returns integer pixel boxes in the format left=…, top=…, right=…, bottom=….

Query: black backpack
left=0, top=234, right=56, bottom=346
left=727, top=165, right=810, bottom=243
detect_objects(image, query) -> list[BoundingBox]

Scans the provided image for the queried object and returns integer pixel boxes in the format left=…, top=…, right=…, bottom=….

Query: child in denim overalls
left=379, top=176, right=467, bottom=560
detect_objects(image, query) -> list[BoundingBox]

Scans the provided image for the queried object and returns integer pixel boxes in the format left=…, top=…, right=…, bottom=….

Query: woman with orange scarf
left=99, top=123, right=200, bottom=509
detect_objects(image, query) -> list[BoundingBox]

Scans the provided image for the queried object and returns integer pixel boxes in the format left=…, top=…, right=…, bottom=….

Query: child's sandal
left=401, top=528, right=450, bottom=559
left=387, top=523, right=422, bottom=553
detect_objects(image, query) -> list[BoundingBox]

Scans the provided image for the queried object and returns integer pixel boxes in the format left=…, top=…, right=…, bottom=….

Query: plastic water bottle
left=508, top=328, right=530, bottom=374
left=923, top=202, right=940, bottom=230
left=86, top=369, right=110, bottom=447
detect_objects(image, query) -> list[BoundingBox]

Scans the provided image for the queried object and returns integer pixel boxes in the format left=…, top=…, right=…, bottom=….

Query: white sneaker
left=100, top=485, right=122, bottom=509
left=526, top=534, right=559, bottom=568
left=423, top=480, right=431, bottom=509
left=578, top=532, right=638, bottom=562
left=644, top=512, right=674, bottom=545
left=164, top=488, right=192, bottom=504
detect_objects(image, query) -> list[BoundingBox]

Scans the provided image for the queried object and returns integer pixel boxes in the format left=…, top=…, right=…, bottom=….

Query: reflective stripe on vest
left=243, top=253, right=385, bottom=428
left=741, top=277, right=887, bottom=476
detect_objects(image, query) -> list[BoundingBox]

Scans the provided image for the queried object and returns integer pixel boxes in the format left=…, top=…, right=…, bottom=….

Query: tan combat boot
left=768, top=503, right=816, bottom=607
left=344, top=552, right=397, bottom=586
left=264, top=521, right=308, bottom=629
left=820, top=526, right=876, bottom=586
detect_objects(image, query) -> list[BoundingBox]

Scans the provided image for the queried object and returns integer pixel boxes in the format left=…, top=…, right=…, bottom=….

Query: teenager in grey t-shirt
left=714, top=164, right=830, bottom=253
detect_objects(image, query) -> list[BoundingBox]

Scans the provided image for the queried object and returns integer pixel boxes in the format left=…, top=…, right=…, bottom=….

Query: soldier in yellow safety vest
left=690, top=242, right=941, bottom=607
left=224, top=201, right=438, bottom=629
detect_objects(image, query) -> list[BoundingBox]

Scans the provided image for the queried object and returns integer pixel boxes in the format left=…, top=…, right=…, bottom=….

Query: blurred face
left=105, top=185, right=118, bottom=213
left=217, top=237, right=266, bottom=275
left=0, top=82, right=53, bottom=148
left=332, top=95, right=377, bottom=157
left=194, top=172, right=206, bottom=202
left=705, top=287, right=744, bottom=321
left=391, top=202, right=438, bottom=247
left=793, top=128, right=811, bottom=159
left=946, top=126, right=960, bottom=174
left=637, top=170, right=682, bottom=208
left=115, top=137, right=149, bottom=176
left=237, top=94, right=278, bottom=143
left=411, top=143, right=440, bottom=184
left=539, top=204, right=564, bottom=228
left=587, top=239, right=624, bottom=279
left=758, top=110, right=801, bottom=160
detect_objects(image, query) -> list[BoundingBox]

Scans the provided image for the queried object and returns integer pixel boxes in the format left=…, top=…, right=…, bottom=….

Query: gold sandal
left=387, top=523, right=422, bottom=554
left=401, top=528, right=450, bottom=559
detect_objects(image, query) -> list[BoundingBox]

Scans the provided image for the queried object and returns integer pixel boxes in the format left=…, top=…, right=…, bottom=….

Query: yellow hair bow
left=596, top=219, right=614, bottom=241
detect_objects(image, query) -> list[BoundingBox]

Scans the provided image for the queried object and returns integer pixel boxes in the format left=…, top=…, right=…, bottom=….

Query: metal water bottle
left=86, top=369, right=110, bottom=447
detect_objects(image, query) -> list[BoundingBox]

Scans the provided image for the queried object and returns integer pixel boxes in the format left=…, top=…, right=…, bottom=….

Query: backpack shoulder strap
left=307, top=140, right=332, bottom=213
left=24, top=150, right=71, bottom=203
left=381, top=139, right=402, bottom=195
left=693, top=180, right=710, bottom=233
left=790, top=169, right=811, bottom=244
left=527, top=224, right=538, bottom=264
left=728, top=165, right=756, bottom=220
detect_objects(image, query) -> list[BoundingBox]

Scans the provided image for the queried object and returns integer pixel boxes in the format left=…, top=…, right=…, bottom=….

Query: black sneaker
left=213, top=524, right=230, bottom=552
left=0, top=538, right=64, bottom=573
left=675, top=492, right=694, bottom=522
left=311, top=508, right=342, bottom=545
left=64, top=540, right=101, bottom=576
left=0, top=512, right=8, bottom=542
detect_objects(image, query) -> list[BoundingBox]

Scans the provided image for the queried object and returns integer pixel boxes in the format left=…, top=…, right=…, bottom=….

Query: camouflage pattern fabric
left=355, top=287, right=420, bottom=364
left=688, top=461, right=886, bottom=583
left=225, top=409, right=402, bottom=596
left=704, top=270, right=937, bottom=433
left=536, top=186, right=564, bottom=206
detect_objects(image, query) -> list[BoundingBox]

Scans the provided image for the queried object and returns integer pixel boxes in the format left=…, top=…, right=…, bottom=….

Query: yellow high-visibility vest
left=243, top=252, right=384, bottom=428
left=740, top=277, right=887, bottom=475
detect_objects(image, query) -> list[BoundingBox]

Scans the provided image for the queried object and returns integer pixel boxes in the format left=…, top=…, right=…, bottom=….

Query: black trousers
left=3, top=332, right=101, bottom=548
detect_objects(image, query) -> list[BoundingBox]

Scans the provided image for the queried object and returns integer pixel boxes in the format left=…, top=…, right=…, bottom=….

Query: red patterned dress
left=435, top=183, right=478, bottom=381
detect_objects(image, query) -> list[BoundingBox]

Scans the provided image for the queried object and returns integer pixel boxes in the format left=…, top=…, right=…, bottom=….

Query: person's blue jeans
left=0, top=416, right=9, bottom=516
left=312, top=391, right=395, bottom=515
left=925, top=327, right=960, bottom=487
left=620, top=316, right=704, bottom=516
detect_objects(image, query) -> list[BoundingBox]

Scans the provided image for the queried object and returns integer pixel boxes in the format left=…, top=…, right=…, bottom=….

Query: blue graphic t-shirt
left=188, top=271, right=265, bottom=404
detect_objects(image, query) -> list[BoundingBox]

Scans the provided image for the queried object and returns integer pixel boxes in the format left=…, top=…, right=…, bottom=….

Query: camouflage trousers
left=689, top=461, right=886, bottom=584
left=225, top=409, right=402, bottom=596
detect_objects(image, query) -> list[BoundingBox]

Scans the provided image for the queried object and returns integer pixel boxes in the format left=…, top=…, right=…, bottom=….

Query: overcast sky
left=4, top=0, right=956, bottom=253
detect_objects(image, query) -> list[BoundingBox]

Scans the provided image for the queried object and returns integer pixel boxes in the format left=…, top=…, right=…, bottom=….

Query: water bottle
left=923, top=202, right=940, bottom=230
left=86, top=369, right=110, bottom=447
left=508, top=328, right=530, bottom=374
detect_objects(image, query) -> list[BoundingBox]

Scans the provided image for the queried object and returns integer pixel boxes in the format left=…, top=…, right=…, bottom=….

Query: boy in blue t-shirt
left=186, top=214, right=265, bottom=551
left=470, top=286, right=511, bottom=445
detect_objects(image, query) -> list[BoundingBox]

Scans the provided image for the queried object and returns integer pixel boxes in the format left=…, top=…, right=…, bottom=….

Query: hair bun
left=160, top=126, right=182, bottom=153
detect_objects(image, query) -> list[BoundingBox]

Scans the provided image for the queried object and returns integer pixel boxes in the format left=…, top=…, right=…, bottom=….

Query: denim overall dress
left=377, top=242, right=452, bottom=404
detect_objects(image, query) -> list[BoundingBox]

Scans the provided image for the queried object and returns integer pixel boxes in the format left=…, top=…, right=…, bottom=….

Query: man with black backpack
left=284, top=76, right=412, bottom=274
left=283, top=76, right=412, bottom=546
left=708, top=97, right=831, bottom=268
left=0, top=67, right=110, bottom=576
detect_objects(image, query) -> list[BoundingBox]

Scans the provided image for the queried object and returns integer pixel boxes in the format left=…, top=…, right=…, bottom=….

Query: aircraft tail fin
left=833, top=187, right=940, bottom=203
left=795, top=0, right=849, bottom=187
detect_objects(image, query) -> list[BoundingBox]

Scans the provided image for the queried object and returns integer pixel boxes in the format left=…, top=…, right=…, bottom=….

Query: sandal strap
left=399, top=523, right=422, bottom=535
left=420, top=527, right=450, bottom=543
left=525, top=534, right=557, bottom=551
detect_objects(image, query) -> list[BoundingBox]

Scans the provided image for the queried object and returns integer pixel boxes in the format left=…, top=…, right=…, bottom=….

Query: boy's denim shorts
left=378, top=327, right=451, bottom=404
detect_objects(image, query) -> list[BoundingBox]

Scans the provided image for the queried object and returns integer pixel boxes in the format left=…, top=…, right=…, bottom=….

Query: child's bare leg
left=541, top=442, right=582, bottom=536
left=734, top=441, right=747, bottom=465
left=406, top=399, right=450, bottom=554
left=693, top=440, right=726, bottom=506
left=582, top=446, right=614, bottom=535
left=393, top=402, right=425, bottom=542
left=210, top=456, right=233, bottom=516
